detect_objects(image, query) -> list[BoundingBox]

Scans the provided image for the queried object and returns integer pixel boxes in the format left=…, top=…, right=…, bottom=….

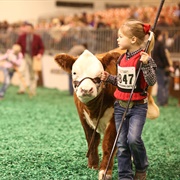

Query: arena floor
left=0, top=86, right=179, bottom=179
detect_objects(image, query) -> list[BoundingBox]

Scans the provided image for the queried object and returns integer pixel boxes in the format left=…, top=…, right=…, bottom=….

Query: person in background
left=16, top=22, right=44, bottom=96
left=152, top=29, right=174, bottom=107
left=0, top=44, right=23, bottom=99
left=101, top=20, right=157, bottom=180
left=157, top=15, right=169, bottom=27
left=172, top=4, right=180, bottom=27
left=68, top=43, right=87, bottom=95
left=49, top=18, right=62, bottom=50
left=173, top=2, right=180, bottom=20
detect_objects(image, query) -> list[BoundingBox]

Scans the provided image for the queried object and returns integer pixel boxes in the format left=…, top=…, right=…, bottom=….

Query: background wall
left=0, top=0, right=58, bottom=23
left=0, top=0, right=179, bottom=23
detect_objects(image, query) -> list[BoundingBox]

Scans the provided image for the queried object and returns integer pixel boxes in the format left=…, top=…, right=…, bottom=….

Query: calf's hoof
left=88, top=164, right=98, bottom=170
left=98, top=170, right=112, bottom=180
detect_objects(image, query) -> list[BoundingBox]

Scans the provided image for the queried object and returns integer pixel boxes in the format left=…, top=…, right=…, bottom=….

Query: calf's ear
left=54, top=53, right=77, bottom=73
left=100, top=52, right=121, bottom=75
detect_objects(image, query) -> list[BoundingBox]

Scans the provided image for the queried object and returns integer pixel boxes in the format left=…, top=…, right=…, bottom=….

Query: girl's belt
left=118, top=98, right=148, bottom=108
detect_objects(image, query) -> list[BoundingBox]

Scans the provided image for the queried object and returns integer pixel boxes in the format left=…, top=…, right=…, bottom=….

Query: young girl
left=101, top=20, right=157, bottom=180
left=0, top=44, right=23, bottom=99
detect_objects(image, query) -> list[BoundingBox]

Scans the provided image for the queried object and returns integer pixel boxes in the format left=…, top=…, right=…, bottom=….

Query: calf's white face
left=72, top=50, right=104, bottom=103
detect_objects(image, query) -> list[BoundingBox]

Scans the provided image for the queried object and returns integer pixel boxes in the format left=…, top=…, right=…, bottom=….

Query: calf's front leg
left=78, top=113, right=100, bottom=169
left=99, top=117, right=117, bottom=180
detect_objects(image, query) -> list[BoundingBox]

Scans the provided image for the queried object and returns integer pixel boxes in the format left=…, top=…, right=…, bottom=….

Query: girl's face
left=117, top=29, right=132, bottom=50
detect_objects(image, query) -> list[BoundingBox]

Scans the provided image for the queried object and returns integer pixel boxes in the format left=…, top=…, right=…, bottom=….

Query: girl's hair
left=120, top=19, right=155, bottom=54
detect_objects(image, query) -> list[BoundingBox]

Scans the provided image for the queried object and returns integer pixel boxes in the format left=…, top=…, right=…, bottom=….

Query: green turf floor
left=0, top=86, right=179, bottom=180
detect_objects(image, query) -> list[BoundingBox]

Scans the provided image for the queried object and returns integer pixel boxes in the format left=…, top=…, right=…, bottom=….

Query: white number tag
left=117, top=66, right=136, bottom=89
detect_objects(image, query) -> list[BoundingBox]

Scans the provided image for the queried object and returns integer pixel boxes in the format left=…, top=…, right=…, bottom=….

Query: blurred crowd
left=1, top=4, right=180, bottom=31
left=0, top=4, right=180, bottom=53
left=0, top=3, right=179, bottom=104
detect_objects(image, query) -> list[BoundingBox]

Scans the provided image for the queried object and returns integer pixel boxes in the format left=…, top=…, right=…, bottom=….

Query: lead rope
left=86, top=82, right=106, bottom=157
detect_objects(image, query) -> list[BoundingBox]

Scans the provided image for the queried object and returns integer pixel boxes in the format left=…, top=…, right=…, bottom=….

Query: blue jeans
left=114, top=100, right=149, bottom=180
left=0, top=67, right=14, bottom=97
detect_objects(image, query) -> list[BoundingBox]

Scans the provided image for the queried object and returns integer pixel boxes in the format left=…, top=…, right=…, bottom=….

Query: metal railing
left=0, top=27, right=180, bottom=54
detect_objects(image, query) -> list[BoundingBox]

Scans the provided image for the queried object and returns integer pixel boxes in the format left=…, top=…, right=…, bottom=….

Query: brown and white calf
left=54, top=49, right=159, bottom=180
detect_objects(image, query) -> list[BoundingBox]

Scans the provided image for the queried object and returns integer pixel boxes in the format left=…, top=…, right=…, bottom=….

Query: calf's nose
left=80, top=87, right=93, bottom=94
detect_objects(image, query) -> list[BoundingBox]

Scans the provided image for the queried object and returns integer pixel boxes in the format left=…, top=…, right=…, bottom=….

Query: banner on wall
left=42, top=54, right=69, bottom=91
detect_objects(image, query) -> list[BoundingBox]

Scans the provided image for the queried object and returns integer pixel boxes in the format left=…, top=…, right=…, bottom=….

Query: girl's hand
left=101, top=71, right=109, bottom=81
left=140, top=52, right=149, bottom=65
